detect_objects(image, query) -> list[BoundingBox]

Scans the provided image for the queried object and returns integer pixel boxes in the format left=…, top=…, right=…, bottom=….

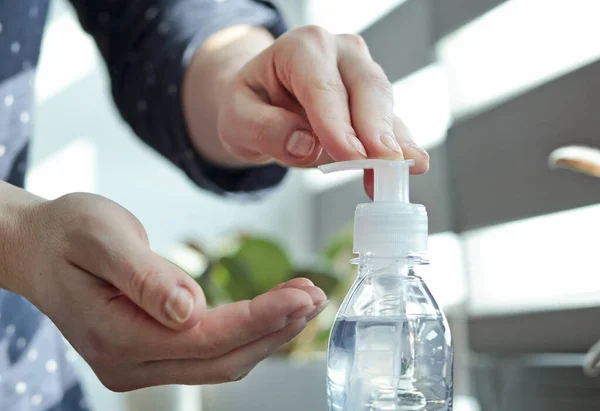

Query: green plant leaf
left=172, top=228, right=359, bottom=357
left=324, top=224, right=354, bottom=265
left=316, top=328, right=332, bottom=347
left=219, top=257, right=260, bottom=301
left=197, top=270, right=228, bottom=307
left=229, top=237, right=293, bottom=292
left=211, top=263, right=231, bottom=288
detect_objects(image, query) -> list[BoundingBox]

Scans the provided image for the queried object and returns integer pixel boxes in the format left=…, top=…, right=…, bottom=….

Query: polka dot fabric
left=0, top=1, right=48, bottom=81
left=0, top=1, right=289, bottom=410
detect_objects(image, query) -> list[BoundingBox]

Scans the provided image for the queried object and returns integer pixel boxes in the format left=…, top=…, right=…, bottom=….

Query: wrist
left=183, top=25, right=275, bottom=168
left=0, top=182, right=45, bottom=298
left=0, top=202, right=18, bottom=292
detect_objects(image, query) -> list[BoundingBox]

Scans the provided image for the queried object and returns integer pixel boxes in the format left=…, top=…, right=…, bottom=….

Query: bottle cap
left=319, top=159, right=428, bottom=257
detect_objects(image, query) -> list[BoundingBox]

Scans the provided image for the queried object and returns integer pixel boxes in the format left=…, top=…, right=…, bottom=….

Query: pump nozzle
left=318, top=159, right=427, bottom=257
left=319, top=159, right=414, bottom=203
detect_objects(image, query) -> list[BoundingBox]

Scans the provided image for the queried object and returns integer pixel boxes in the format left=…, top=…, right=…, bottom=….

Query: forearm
left=182, top=25, right=275, bottom=167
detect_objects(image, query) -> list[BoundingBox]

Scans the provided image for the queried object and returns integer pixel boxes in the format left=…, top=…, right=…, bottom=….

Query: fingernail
left=409, top=143, right=428, bottom=154
left=380, top=133, right=403, bottom=155
left=286, top=130, right=316, bottom=159
left=307, top=300, right=329, bottom=322
left=402, top=142, right=429, bottom=159
left=288, top=305, right=315, bottom=321
left=165, top=287, right=194, bottom=323
left=347, top=134, right=367, bottom=157
left=409, top=143, right=430, bottom=159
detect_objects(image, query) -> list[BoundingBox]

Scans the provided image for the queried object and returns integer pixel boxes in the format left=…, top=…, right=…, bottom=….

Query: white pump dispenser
left=319, top=159, right=428, bottom=258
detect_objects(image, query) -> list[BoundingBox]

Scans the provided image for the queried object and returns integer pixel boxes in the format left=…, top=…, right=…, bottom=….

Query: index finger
left=281, top=28, right=368, bottom=161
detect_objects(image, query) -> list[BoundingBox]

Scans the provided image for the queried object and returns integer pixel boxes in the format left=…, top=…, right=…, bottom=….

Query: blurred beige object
left=584, top=339, right=600, bottom=378
left=549, top=145, right=600, bottom=378
left=548, top=145, right=600, bottom=177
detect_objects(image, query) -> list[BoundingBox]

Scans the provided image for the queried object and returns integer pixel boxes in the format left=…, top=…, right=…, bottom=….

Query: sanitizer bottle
left=320, top=159, right=453, bottom=411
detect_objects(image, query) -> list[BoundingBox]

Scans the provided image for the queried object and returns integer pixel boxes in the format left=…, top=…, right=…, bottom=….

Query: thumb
left=84, top=243, right=206, bottom=331
left=49, top=193, right=205, bottom=331
left=219, top=88, right=323, bottom=167
left=127, top=248, right=206, bottom=330
left=121, top=247, right=205, bottom=330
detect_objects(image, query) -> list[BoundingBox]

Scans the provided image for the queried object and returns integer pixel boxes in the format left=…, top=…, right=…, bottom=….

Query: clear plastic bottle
left=319, top=160, right=453, bottom=411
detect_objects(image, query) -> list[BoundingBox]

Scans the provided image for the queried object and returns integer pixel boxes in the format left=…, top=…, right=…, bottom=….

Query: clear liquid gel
left=326, top=260, right=453, bottom=411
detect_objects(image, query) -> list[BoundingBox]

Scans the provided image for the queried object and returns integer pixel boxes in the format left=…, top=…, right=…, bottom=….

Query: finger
left=130, top=319, right=307, bottom=389
left=269, top=283, right=329, bottom=323
left=253, top=68, right=306, bottom=119
left=284, top=285, right=326, bottom=306
left=363, top=120, right=430, bottom=195
left=270, top=277, right=314, bottom=290
left=363, top=169, right=374, bottom=200
left=187, top=287, right=320, bottom=359
left=394, top=116, right=430, bottom=174
left=337, top=34, right=403, bottom=160
left=125, top=249, right=206, bottom=330
left=107, top=286, right=319, bottom=362
left=279, top=27, right=368, bottom=161
left=219, top=88, right=323, bottom=166
left=270, top=279, right=328, bottom=307
left=73, top=238, right=205, bottom=331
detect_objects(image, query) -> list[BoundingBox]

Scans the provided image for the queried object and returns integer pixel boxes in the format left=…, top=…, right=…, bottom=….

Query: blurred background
left=29, top=0, right=600, bottom=410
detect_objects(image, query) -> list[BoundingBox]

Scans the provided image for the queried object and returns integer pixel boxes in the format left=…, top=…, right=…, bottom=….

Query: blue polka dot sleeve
left=67, top=0, right=288, bottom=196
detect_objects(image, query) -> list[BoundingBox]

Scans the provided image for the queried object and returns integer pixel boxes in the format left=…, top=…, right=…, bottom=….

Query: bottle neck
left=351, top=254, right=429, bottom=278
left=351, top=253, right=429, bottom=266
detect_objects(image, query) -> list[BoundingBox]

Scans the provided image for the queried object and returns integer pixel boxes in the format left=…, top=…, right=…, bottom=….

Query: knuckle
left=300, top=25, right=330, bottom=43
left=225, top=144, right=270, bottom=164
left=276, top=48, right=295, bottom=83
left=128, top=265, right=159, bottom=308
left=374, top=112, right=395, bottom=129
left=340, top=33, right=368, bottom=50
left=66, top=210, right=102, bottom=241
left=54, top=193, right=101, bottom=227
left=252, top=113, right=273, bottom=150
left=360, top=65, right=393, bottom=97
left=195, top=334, right=221, bottom=360
left=217, top=101, right=236, bottom=144
left=218, top=127, right=236, bottom=152
left=219, top=101, right=272, bottom=164
left=290, top=25, right=331, bottom=55
left=313, top=78, right=348, bottom=98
